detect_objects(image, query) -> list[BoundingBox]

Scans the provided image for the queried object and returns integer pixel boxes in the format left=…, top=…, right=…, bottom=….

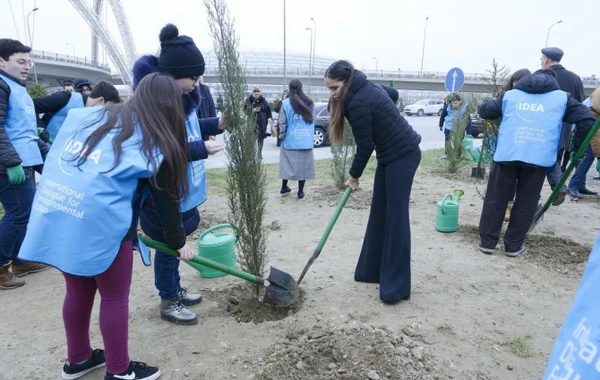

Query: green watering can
left=187, top=223, right=239, bottom=278
left=435, top=190, right=464, bottom=233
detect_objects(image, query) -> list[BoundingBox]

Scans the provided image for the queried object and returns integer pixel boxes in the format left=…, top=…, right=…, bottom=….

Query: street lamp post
left=66, top=42, right=75, bottom=56
left=283, top=0, right=287, bottom=89
left=545, top=20, right=563, bottom=47
left=26, top=7, right=39, bottom=84
left=372, top=57, right=378, bottom=72
left=305, top=27, right=313, bottom=96
left=420, top=16, right=429, bottom=76
left=310, top=17, right=316, bottom=78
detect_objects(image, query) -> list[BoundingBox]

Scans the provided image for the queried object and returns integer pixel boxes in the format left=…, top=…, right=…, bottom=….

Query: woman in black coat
left=325, top=60, right=422, bottom=303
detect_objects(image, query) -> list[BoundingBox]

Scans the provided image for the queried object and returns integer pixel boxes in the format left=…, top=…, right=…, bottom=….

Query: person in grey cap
left=540, top=47, right=591, bottom=200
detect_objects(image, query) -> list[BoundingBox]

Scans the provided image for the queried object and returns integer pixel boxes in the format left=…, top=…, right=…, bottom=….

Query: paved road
left=205, top=115, right=480, bottom=169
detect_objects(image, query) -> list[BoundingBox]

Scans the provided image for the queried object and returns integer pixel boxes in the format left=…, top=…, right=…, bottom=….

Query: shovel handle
left=543, top=117, right=600, bottom=210
left=313, top=187, right=352, bottom=258
left=138, top=235, right=267, bottom=286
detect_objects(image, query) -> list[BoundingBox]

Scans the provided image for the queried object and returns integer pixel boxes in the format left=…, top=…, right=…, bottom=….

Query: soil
left=2, top=160, right=600, bottom=380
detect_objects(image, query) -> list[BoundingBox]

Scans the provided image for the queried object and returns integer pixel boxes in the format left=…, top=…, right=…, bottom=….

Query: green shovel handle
left=544, top=117, right=600, bottom=209
left=314, top=187, right=352, bottom=256
left=138, top=235, right=266, bottom=285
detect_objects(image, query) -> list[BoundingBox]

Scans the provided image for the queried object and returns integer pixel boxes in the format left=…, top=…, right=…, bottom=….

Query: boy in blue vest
left=133, top=24, right=226, bottom=325
left=439, top=93, right=471, bottom=159
left=0, top=39, right=50, bottom=289
left=477, top=69, right=594, bottom=257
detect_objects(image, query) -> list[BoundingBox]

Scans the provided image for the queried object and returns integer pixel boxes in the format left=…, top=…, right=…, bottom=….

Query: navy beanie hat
left=157, top=24, right=205, bottom=79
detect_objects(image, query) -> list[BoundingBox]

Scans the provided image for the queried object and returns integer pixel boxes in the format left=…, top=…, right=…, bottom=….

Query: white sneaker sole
left=61, top=362, right=106, bottom=379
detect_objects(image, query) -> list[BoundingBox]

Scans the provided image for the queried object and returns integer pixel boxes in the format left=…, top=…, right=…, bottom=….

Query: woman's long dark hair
left=325, top=60, right=354, bottom=144
left=76, top=73, right=189, bottom=198
left=502, top=68, right=531, bottom=94
left=288, top=79, right=313, bottom=122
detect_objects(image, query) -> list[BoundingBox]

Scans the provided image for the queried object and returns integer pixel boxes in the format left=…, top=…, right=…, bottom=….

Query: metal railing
left=203, top=66, right=599, bottom=85
left=31, top=50, right=111, bottom=72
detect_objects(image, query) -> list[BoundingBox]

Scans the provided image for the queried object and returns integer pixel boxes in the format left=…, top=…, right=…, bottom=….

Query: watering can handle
left=199, top=223, right=240, bottom=242
left=441, top=193, right=453, bottom=215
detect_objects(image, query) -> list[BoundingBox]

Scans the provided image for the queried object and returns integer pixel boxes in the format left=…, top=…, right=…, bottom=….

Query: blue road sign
left=445, top=67, right=465, bottom=93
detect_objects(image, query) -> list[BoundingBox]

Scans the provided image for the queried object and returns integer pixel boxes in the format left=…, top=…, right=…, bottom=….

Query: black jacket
left=245, top=94, right=272, bottom=135
left=197, top=84, right=216, bottom=119
left=478, top=72, right=594, bottom=152
left=0, top=71, right=49, bottom=172
left=343, top=71, right=421, bottom=178
left=550, top=64, right=585, bottom=102
left=34, top=90, right=72, bottom=127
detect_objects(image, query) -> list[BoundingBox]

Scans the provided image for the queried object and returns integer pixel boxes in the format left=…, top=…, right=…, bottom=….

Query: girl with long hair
left=278, top=79, right=315, bottom=199
left=325, top=60, right=422, bottom=304
left=18, top=73, right=195, bottom=380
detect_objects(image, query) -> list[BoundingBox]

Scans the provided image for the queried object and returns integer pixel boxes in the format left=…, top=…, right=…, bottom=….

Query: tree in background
left=27, top=83, right=46, bottom=98
left=204, top=0, right=268, bottom=295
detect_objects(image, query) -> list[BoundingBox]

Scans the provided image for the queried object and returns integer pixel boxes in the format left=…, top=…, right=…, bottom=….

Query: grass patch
left=206, top=155, right=378, bottom=195
left=419, top=148, right=473, bottom=176
left=510, top=336, right=533, bottom=358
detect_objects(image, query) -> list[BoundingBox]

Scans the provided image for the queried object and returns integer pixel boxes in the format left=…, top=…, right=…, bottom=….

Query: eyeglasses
left=10, top=59, right=34, bottom=68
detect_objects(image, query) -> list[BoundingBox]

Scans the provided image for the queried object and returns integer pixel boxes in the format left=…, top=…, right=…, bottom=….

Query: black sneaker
left=61, top=348, right=106, bottom=379
left=105, top=361, right=161, bottom=380
left=297, top=191, right=305, bottom=200
left=280, top=186, right=291, bottom=197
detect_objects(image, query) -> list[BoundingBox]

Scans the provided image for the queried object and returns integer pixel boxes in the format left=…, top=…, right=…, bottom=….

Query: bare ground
left=2, top=152, right=599, bottom=380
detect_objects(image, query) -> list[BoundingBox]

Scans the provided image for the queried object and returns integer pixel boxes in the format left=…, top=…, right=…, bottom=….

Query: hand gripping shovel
left=297, top=187, right=352, bottom=285
left=138, top=235, right=298, bottom=308
left=530, top=117, right=600, bottom=231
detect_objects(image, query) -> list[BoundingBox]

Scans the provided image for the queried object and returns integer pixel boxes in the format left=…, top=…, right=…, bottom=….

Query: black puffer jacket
left=478, top=71, right=594, bottom=150
left=343, top=71, right=421, bottom=178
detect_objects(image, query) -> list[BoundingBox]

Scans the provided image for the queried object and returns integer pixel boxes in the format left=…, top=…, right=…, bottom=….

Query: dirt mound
left=205, top=284, right=305, bottom=324
left=458, top=224, right=591, bottom=275
left=313, top=185, right=372, bottom=210
left=251, top=322, right=441, bottom=380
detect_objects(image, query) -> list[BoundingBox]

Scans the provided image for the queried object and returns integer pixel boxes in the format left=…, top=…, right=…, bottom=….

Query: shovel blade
left=262, top=266, right=298, bottom=308
left=529, top=203, right=545, bottom=232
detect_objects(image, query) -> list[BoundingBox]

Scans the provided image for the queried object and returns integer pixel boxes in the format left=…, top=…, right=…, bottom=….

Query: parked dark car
left=313, top=102, right=330, bottom=148
left=467, top=114, right=484, bottom=138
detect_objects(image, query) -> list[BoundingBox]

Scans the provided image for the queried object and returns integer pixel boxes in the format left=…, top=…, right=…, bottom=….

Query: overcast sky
left=2, top=0, right=599, bottom=77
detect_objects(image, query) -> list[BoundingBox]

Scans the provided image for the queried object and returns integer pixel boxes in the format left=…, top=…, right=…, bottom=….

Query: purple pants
left=62, top=241, right=133, bottom=374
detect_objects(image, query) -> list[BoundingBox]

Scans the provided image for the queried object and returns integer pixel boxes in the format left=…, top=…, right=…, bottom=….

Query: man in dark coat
left=540, top=47, right=594, bottom=197
left=245, top=87, right=272, bottom=157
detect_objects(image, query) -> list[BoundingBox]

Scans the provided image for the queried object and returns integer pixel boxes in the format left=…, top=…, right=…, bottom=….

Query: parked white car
left=404, top=99, right=445, bottom=117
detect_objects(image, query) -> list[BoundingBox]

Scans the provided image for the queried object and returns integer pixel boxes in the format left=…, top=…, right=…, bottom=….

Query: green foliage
left=483, top=59, right=510, bottom=98
left=445, top=110, right=470, bottom=173
left=27, top=83, right=47, bottom=98
left=330, top=120, right=356, bottom=189
left=205, top=0, right=268, bottom=294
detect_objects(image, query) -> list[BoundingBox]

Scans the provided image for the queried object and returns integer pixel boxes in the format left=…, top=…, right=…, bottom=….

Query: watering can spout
left=454, top=189, right=464, bottom=202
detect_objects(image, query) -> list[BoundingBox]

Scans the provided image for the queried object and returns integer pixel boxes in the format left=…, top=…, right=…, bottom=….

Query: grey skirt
left=279, top=147, right=316, bottom=180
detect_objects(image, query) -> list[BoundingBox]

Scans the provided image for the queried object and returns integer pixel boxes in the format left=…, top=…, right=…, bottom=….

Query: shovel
left=138, top=235, right=298, bottom=308
left=297, top=187, right=352, bottom=285
left=530, top=117, right=600, bottom=231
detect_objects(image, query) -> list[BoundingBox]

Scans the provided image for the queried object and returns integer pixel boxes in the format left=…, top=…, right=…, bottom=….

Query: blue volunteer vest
left=179, top=113, right=207, bottom=212
left=18, top=106, right=162, bottom=276
left=544, top=233, right=600, bottom=379
left=0, top=73, right=43, bottom=166
left=444, top=103, right=468, bottom=131
left=282, top=98, right=314, bottom=150
left=46, top=92, right=84, bottom=140
left=494, top=89, right=567, bottom=167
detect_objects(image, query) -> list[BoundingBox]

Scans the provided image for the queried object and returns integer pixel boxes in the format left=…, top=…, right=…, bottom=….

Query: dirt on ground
left=2, top=156, right=600, bottom=380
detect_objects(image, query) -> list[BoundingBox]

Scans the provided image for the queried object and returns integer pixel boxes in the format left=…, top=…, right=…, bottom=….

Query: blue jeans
left=140, top=206, right=200, bottom=300
left=0, top=168, right=36, bottom=267
left=568, top=145, right=595, bottom=191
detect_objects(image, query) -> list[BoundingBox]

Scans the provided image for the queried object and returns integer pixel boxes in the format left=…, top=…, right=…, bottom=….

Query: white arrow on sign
left=451, top=70, right=457, bottom=92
